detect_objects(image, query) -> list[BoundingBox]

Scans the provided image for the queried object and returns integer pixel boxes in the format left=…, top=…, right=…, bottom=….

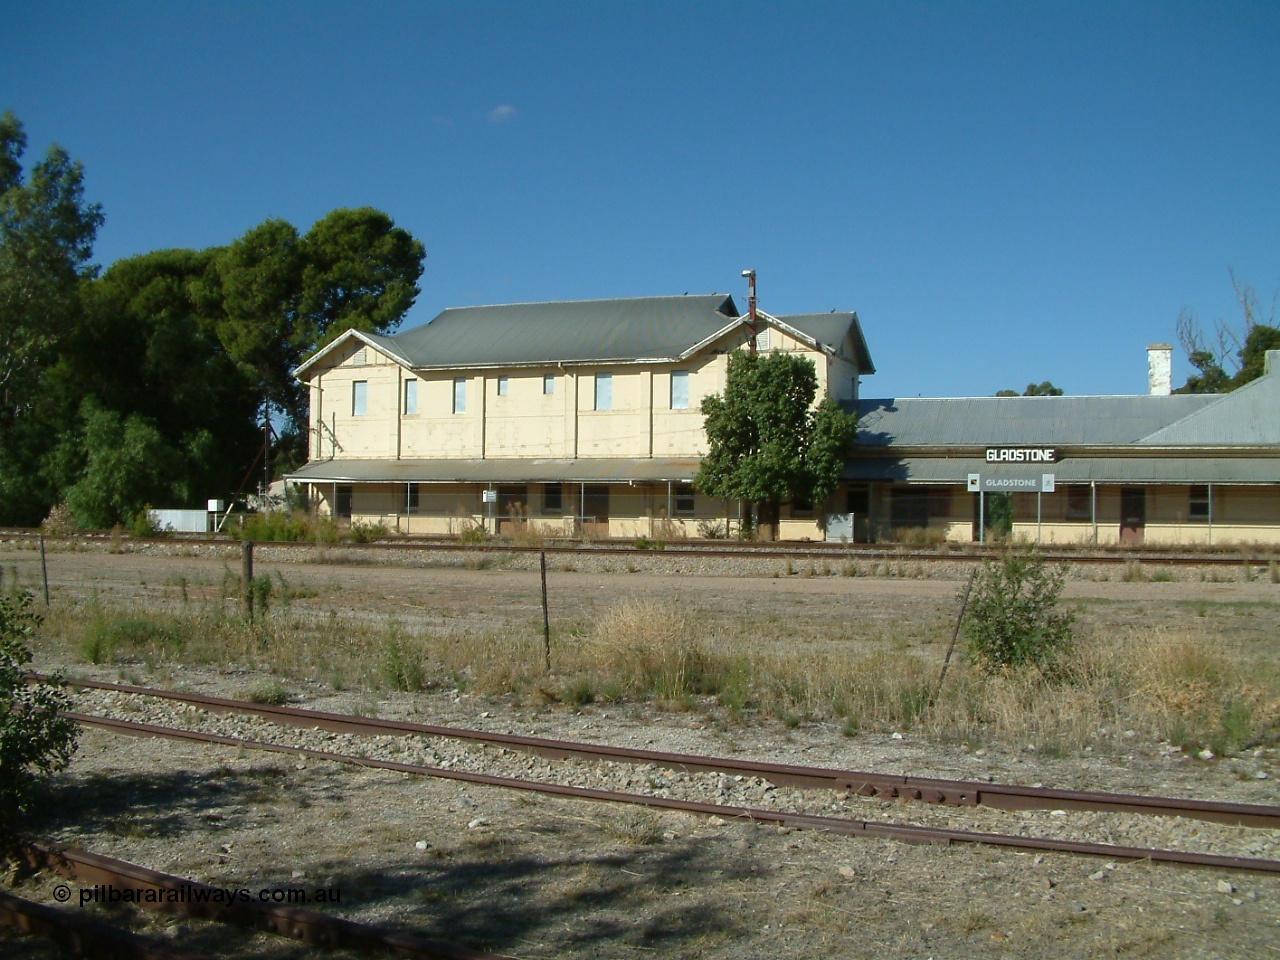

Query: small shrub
left=381, top=635, right=426, bottom=692
left=41, top=503, right=78, bottom=536
left=242, top=678, right=289, bottom=705
left=964, top=549, right=1074, bottom=673
left=1121, top=560, right=1147, bottom=583
left=458, top=523, right=489, bottom=546
left=349, top=520, right=389, bottom=543
left=130, top=509, right=164, bottom=538
left=1, top=591, right=79, bottom=835
left=562, top=677, right=596, bottom=706
left=697, top=519, right=727, bottom=539
left=606, top=809, right=663, bottom=845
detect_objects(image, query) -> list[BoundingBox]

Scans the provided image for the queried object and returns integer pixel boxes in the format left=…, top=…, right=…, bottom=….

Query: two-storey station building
left=288, top=295, right=1280, bottom=545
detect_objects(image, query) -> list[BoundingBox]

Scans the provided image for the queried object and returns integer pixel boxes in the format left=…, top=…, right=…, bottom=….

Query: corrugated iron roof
left=775, top=312, right=876, bottom=373
left=385, top=295, right=740, bottom=368
left=855, top=394, right=1221, bottom=447
left=1139, top=370, right=1280, bottom=445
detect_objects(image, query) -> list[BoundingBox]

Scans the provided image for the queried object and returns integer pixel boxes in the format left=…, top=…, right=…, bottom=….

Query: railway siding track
left=4, top=528, right=1276, bottom=568
left=57, top=676, right=1280, bottom=831
left=55, top=679, right=1280, bottom=874
left=13, top=840, right=511, bottom=960
left=0, top=887, right=215, bottom=960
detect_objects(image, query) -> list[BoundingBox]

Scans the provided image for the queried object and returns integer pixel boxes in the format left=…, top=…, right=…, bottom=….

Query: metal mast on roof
left=742, top=269, right=758, bottom=354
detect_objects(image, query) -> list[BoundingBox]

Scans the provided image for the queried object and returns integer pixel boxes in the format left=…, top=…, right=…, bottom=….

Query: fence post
left=242, top=540, right=255, bottom=621
left=540, top=550, right=551, bottom=673
left=39, top=534, right=50, bottom=607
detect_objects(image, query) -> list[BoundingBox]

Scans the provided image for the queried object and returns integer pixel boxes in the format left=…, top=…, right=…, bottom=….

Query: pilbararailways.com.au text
left=70, top=883, right=341, bottom=906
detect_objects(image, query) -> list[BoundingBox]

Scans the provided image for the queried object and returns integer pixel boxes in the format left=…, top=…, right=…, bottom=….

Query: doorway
left=581, top=485, right=610, bottom=538
left=1120, top=487, right=1145, bottom=544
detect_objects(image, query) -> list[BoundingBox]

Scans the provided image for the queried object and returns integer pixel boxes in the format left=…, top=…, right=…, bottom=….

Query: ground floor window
left=543, top=482, right=563, bottom=513
left=335, top=485, right=352, bottom=518
left=1189, top=484, right=1210, bottom=521
left=1066, top=484, right=1091, bottom=520
left=405, top=483, right=419, bottom=513
left=674, top=482, right=695, bottom=515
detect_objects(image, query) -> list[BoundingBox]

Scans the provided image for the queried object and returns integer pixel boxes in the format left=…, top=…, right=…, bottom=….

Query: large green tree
left=0, top=111, right=103, bottom=422
left=695, top=351, right=857, bottom=540
left=194, top=209, right=425, bottom=473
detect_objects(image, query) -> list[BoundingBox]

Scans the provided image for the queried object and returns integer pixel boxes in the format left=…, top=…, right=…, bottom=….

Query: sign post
left=970, top=474, right=1057, bottom=544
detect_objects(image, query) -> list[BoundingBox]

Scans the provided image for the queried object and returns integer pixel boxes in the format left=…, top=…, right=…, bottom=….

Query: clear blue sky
left=5, top=1, right=1278, bottom=399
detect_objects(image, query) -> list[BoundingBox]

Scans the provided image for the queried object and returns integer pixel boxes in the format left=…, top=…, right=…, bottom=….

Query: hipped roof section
left=294, top=294, right=876, bottom=379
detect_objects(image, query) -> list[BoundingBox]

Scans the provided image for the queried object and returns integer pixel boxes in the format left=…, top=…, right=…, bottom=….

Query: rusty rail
left=66, top=710, right=1280, bottom=876
left=5, top=528, right=1275, bottom=567
left=17, top=840, right=512, bottom=960
left=55, top=676, right=1280, bottom=830
left=0, top=887, right=213, bottom=960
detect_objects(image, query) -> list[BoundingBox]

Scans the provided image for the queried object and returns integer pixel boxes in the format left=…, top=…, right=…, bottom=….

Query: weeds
left=242, top=678, right=289, bottom=705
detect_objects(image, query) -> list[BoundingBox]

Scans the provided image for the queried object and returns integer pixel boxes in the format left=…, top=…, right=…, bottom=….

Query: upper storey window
left=543, top=374, right=555, bottom=395
left=594, top=372, right=612, bottom=411
left=453, top=378, right=466, bottom=414
left=352, top=381, right=368, bottom=416
left=498, top=375, right=510, bottom=396
left=403, top=379, right=418, bottom=415
left=670, top=370, right=689, bottom=410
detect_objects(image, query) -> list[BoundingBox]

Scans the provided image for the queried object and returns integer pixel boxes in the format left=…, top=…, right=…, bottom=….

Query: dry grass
left=33, top=587, right=1280, bottom=758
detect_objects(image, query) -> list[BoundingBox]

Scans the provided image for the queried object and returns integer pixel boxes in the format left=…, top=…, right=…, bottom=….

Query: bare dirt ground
left=3, top=541, right=1280, bottom=959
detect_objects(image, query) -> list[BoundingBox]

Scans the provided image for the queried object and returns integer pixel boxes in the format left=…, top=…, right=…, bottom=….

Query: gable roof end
left=294, top=328, right=413, bottom=380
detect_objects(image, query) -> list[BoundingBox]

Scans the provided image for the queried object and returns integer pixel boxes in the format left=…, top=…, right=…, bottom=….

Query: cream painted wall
left=304, top=321, right=843, bottom=466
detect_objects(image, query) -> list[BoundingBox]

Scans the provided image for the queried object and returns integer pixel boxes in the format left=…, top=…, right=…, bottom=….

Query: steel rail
left=55, top=676, right=1280, bottom=830
left=65, top=710, right=1280, bottom=876
left=0, top=888, right=213, bottom=960
left=4, top=528, right=1274, bottom=567
left=17, top=839, right=512, bottom=960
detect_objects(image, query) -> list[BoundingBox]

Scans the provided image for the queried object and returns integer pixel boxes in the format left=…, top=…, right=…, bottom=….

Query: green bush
left=233, top=510, right=338, bottom=542
left=1, top=591, right=79, bottom=835
left=348, top=520, right=389, bottom=543
left=458, top=523, right=489, bottom=545
left=963, top=549, right=1074, bottom=673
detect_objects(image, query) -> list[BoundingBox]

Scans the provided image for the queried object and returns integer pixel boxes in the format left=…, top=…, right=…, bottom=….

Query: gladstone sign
left=968, top=473, right=1056, bottom=494
left=985, top=447, right=1059, bottom=463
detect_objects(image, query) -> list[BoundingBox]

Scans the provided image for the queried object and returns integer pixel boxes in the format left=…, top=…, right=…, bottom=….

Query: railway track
left=4, top=528, right=1277, bottom=568
left=0, top=886, right=214, bottom=960
left=11, top=840, right=511, bottom=960
left=53, top=677, right=1280, bottom=875
left=55, top=676, right=1280, bottom=831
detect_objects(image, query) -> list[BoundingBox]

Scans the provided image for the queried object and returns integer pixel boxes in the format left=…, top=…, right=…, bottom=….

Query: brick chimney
left=1147, top=343, right=1172, bottom=396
